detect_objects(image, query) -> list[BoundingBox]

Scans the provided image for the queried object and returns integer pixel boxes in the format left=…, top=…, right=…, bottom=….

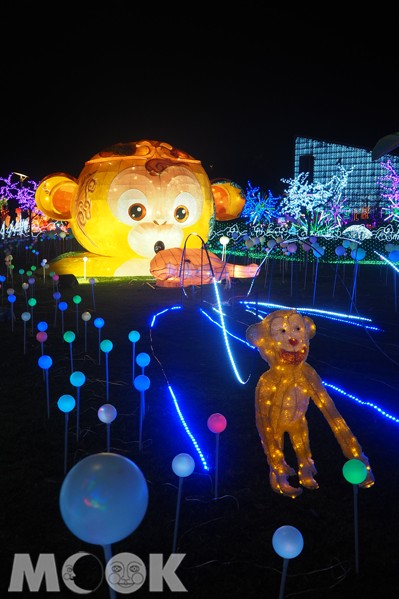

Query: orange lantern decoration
left=35, top=140, right=217, bottom=277
left=211, top=179, right=246, bottom=221
left=246, top=309, right=375, bottom=498
left=150, top=247, right=259, bottom=287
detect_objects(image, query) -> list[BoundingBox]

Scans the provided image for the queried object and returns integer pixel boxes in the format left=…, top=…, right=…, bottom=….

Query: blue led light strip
left=323, top=381, right=399, bottom=424
left=150, top=305, right=209, bottom=471
left=374, top=250, right=399, bottom=274
left=241, top=300, right=373, bottom=322
left=209, top=278, right=250, bottom=384
left=244, top=306, right=382, bottom=332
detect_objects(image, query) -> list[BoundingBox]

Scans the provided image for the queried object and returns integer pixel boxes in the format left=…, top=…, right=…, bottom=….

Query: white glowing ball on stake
left=219, top=235, right=230, bottom=247
left=98, top=403, right=118, bottom=424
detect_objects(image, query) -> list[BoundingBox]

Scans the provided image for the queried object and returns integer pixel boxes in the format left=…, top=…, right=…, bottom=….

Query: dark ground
left=1, top=257, right=399, bottom=598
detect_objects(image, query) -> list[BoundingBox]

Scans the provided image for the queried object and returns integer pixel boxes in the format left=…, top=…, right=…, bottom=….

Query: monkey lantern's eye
left=128, top=203, right=146, bottom=221
left=174, top=205, right=189, bottom=222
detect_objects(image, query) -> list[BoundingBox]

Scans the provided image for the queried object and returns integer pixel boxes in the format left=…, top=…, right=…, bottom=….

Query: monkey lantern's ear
left=35, top=173, right=78, bottom=221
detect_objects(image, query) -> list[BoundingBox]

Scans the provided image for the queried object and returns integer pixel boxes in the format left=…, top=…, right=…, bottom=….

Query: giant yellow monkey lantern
left=35, top=140, right=218, bottom=277
left=246, top=309, right=374, bottom=498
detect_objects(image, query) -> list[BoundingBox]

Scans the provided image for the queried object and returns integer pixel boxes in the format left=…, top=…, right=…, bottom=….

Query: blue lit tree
left=240, top=181, right=280, bottom=235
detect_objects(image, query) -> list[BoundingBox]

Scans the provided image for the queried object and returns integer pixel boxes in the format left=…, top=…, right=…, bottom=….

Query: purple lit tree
left=0, top=172, right=40, bottom=237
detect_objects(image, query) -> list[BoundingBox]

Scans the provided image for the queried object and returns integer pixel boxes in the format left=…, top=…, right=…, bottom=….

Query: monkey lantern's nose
left=154, top=241, right=165, bottom=254
left=288, top=338, right=299, bottom=346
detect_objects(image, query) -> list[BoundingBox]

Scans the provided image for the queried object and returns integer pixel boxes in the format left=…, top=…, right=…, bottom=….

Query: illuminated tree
left=280, top=166, right=352, bottom=238
left=0, top=172, right=40, bottom=236
left=377, top=160, right=399, bottom=223
left=240, top=181, right=280, bottom=230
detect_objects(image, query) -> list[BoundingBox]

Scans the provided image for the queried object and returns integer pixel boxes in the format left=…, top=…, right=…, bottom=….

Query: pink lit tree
left=377, top=160, right=399, bottom=223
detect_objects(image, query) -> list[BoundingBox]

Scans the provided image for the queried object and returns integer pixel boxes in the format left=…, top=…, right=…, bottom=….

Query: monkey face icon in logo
left=106, top=552, right=146, bottom=594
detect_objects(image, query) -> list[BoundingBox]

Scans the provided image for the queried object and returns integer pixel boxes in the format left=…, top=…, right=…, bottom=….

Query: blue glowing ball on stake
left=94, top=317, right=105, bottom=329
left=172, top=453, right=195, bottom=478
left=272, top=525, right=304, bottom=559
left=136, top=352, right=150, bottom=368
left=70, top=371, right=86, bottom=388
left=60, top=452, right=149, bottom=545
left=134, top=374, right=150, bottom=392
left=128, top=330, right=140, bottom=343
left=57, top=394, right=76, bottom=413
left=38, top=355, right=53, bottom=370
left=100, top=339, right=113, bottom=353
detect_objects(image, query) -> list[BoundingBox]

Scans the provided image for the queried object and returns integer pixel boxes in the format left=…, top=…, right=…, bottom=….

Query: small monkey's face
left=246, top=309, right=316, bottom=367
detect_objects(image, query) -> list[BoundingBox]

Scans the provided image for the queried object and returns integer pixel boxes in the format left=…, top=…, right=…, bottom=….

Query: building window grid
left=294, top=137, right=399, bottom=214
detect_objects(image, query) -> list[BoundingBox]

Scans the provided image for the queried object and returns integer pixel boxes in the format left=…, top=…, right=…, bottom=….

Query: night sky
left=4, top=9, right=398, bottom=196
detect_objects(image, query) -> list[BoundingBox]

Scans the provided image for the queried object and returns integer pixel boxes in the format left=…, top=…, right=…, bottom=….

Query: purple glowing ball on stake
left=38, top=355, right=53, bottom=370
left=172, top=453, right=195, bottom=478
left=21, top=312, right=31, bottom=322
left=59, top=452, right=149, bottom=545
left=36, top=331, right=47, bottom=343
left=134, top=374, right=150, bottom=392
left=98, top=404, right=118, bottom=424
left=272, top=525, right=304, bottom=559
left=28, top=277, right=35, bottom=285
left=287, top=242, right=298, bottom=254
left=136, top=352, right=150, bottom=368
left=70, top=371, right=86, bottom=388
left=37, top=321, right=48, bottom=332
left=53, top=291, right=61, bottom=301
left=128, top=330, right=140, bottom=343
left=57, top=394, right=76, bottom=413
left=207, top=413, right=227, bottom=434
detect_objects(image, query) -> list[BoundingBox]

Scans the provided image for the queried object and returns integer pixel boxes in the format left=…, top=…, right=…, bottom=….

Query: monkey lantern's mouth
left=154, top=241, right=165, bottom=254
left=280, top=348, right=307, bottom=364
